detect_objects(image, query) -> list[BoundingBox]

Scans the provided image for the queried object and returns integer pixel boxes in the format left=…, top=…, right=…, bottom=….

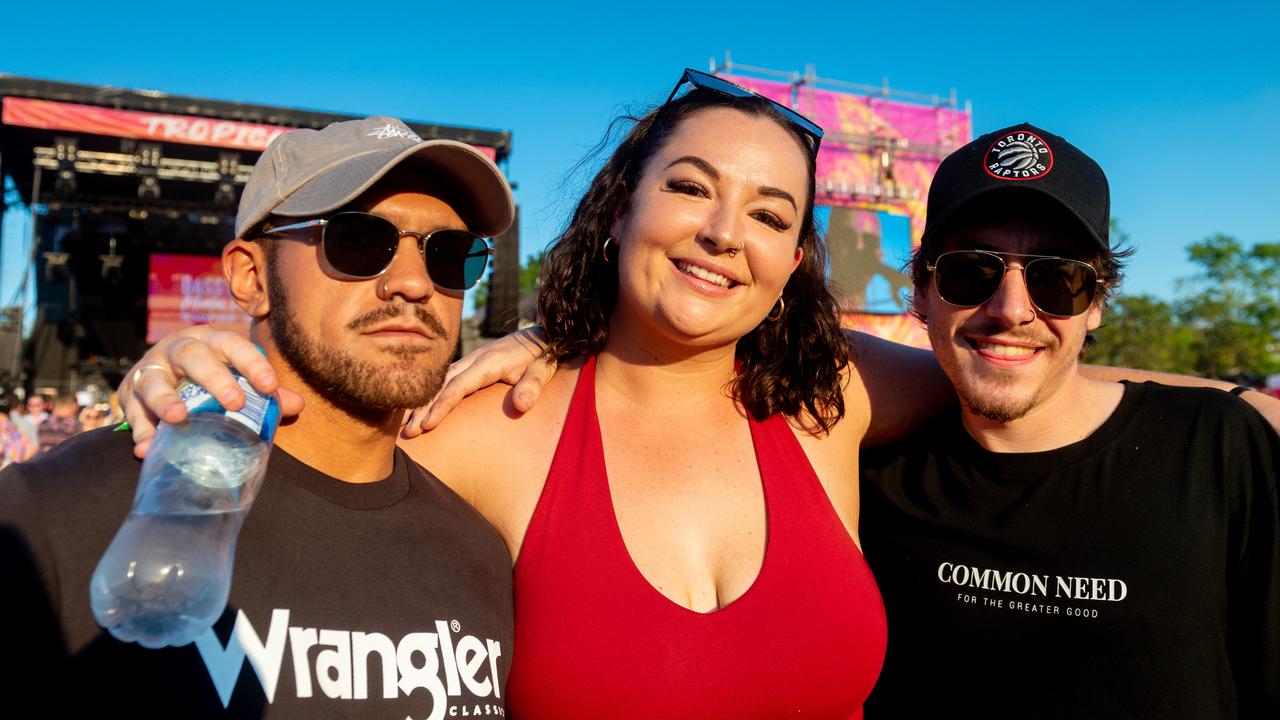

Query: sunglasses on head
left=262, top=211, right=494, bottom=291
left=664, top=68, right=824, bottom=156
left=927, top=250, right=1101, bottom=318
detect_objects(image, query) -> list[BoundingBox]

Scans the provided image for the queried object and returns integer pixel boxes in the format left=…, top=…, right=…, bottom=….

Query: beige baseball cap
left=235, top=115, right=514, bottom=240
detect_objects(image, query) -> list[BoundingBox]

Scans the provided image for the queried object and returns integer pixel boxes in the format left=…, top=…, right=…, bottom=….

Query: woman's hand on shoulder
left=119, top=326, right=304, bottom=458
left=402, top=327, right=557, bottom=437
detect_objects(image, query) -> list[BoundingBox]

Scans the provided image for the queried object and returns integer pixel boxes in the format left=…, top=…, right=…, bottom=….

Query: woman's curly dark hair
left=538, top=87, right=851, bottom=432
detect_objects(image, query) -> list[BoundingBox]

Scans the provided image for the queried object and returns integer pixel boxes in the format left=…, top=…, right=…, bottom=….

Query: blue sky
left=3, top=0, right=1276, bottom=312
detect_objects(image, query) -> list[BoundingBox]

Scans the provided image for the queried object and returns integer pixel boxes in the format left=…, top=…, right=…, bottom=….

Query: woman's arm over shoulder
left=402, top=328, right=556, bottom=436
left=846, top=330, right=955, bottom=447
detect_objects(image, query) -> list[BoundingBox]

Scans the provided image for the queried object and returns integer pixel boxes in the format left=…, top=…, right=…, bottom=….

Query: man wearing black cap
left=860, top=124, right=1279, bottom=718
left=0, top=116, right=515, bottom=718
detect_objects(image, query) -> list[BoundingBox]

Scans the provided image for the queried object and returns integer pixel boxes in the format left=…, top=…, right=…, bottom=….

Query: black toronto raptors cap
left=921, top=123, right=1110, bottom=251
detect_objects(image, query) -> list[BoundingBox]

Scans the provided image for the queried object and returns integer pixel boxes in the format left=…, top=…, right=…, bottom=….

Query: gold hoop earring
left=767, top=297, right=785, bottom=322
left=601, top=236, right=615, bottom=263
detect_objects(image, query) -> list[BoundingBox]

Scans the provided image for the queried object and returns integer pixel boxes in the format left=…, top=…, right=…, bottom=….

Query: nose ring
left=726, top=241, right=744, bottom=258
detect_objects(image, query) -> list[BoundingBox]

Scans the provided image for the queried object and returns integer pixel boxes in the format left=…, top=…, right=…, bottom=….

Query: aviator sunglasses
left=262, top=211, right=494, bottom=291
left=927, top=250, right=1102, bottom=318
left=665, top=68, right=824, bottom=155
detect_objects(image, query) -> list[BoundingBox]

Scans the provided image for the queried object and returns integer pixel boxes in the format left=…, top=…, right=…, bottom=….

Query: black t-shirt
left=0, top=426, right=514, bottom=719
left=861, top=382, right=1279, bottom=719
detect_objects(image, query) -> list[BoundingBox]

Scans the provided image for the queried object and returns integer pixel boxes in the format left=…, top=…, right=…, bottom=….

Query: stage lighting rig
left=54, top=137, right=79, bottom=198
left=0, top=307, right=22, bottom=333
left=879, top=147, right=895, bottom=184
left=136, top=142, right=162, bottom=167
left=137, top=176, right=161, bottom=202
left=214, top=151, right=241, bottom=208
left=136, top=142, right=162, bottom=202
left=43, top=251, right=70, bottom=283
left=217, top=152, right=240, bottom=177
left=54, top=136, right=78, bottom=163
left=213, top=181, right=236, bottom=208
left=99, top=237, right=125, bottom=283
left=55, top=169, right=77, bottom=198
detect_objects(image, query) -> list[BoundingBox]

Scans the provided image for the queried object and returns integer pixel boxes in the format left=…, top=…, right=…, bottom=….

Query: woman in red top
left=413, top=75, right=890, bottom=716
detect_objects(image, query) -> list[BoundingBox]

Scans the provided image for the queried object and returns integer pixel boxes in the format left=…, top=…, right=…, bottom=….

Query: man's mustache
left=347, top=302, right=447, bottom=338
left=961, top=319, right=1056, bottom=349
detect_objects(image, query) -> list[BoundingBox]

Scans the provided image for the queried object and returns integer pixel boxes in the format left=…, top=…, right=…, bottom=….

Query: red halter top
left=505, top=357, right=886, bottom=718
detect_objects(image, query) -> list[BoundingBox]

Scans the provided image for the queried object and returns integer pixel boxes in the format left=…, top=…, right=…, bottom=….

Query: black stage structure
left=0, top=75, right=519, bottom=395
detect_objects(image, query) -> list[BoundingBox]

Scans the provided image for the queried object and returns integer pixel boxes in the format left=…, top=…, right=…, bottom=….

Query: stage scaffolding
left=712, top=53, right=971, bottom=204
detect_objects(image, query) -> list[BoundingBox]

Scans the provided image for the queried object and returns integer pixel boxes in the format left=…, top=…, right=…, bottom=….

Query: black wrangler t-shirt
left=861, top=382, right=1279, bottom=719
left=0, top=427, right=514, bottom=719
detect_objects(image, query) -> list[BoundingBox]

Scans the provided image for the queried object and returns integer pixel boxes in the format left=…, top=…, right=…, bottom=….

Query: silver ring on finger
left=131, top=363, right=176, bottom=388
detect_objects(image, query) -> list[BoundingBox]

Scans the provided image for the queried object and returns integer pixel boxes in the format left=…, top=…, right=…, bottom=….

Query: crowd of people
left=0, top=389, right=119, bottom=467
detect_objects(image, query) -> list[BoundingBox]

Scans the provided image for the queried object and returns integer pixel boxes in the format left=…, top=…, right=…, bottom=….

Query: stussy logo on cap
left=985, top=130, right=1053, bottom=180
left=367, top=123, right=423, bottom=143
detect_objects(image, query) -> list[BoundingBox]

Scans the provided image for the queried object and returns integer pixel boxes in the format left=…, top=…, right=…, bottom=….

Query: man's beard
left=932, top=320, right=1055, bottom=424
left=267, top=271, right=449, bottom=418
left=955, top=375, right=1037, bottom=423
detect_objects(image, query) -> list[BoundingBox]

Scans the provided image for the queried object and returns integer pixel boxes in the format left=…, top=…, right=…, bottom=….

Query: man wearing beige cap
left=0, top=116, right=515, bottom=719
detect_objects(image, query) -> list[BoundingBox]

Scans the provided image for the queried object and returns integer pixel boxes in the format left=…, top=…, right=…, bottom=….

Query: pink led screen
left=147, top=254, right=250, bottom=344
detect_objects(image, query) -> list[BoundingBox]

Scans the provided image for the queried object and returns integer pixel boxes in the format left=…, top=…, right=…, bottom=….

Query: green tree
left=1090, top=294, right=1197, bottom=373
left=1176, top=235, right=1280, bottom=377
left=518, top=249, right=546, bottom=297
left=475, top=249, right=545, bottom=310
left=1093, top=233, right=1280, bottom=377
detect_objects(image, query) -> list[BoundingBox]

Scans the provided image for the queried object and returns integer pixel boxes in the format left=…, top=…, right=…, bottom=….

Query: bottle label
left=177, top=371, right=281, bottom=444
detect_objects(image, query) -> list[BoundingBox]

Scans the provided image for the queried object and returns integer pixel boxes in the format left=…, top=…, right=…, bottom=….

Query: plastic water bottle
left=90, top=370, right=280, bottom=648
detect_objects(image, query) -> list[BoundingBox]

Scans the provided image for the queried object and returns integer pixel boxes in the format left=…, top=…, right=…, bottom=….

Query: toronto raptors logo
left=985, top=131, right=1054, bottom=180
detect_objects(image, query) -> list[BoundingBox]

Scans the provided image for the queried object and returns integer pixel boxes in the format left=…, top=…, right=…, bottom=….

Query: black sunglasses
left=927, top=250, right=1101, bottom=318
left=263, top=211, right=494, bottom=291
left=664, top=68, right=824, bottom=155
